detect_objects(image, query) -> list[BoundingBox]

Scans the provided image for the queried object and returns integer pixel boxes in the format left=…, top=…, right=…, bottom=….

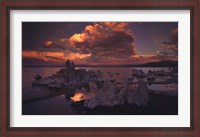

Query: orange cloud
left=44, top=41, right=53, bottom=47
left=67, top=22, right=135, bottom=61
left=69, top=33, right=87, bottom=44
left=59, top=38, right=68, bottom=42
left=85, top=25, right=94, bottom=33
left=22, top=50, right=91, bottom=62
left=68, top=22, right=131, bottom=47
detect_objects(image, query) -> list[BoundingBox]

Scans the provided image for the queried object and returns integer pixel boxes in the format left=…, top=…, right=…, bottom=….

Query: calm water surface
left=22, top=67, right=178, bottom=115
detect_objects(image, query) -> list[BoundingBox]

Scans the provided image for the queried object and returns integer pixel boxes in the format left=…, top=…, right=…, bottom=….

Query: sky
left=22, top=22, right=178, bottom=66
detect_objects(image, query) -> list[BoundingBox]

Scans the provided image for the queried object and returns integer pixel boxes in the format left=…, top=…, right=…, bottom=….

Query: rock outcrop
left=32, top=60, right=104, bottom=90
left=126, top=80, right=149, bottom=106
left=132, top=69, right=146, bottom=78
left=32, top=60, right=177, bottom=110
left=83, top=79, right=149, bottom=109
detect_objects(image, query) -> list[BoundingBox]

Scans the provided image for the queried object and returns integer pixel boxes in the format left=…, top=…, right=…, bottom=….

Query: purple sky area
left=22, top=22, right=178, bottom=66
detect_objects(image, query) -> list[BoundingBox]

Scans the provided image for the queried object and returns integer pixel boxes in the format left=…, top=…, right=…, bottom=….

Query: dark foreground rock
left=73, top=92, right=178, bottom=115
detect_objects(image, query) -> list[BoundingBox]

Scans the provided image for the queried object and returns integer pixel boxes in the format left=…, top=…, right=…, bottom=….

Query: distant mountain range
left=75, top=60, right=178, bottom=67
left=23, top=59, right=178, bottom=67
left=137, top=60, right=178, bottom=67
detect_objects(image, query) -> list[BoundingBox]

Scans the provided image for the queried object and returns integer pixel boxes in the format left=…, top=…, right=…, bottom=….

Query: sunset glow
left=22, top=50, right=91, bottom=62
left=22, top=22, right=179, bottom=115
left=22, top=22, right=178, bottom=66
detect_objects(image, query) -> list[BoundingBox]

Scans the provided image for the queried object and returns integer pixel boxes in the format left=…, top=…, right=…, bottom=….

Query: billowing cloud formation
left=22, top=50, right=91, bottom=62
left=102, top=22, right=128, bottom=31
left=68, top=22, right=136, bottom=62
left=22, top=22, right=178, bottom=65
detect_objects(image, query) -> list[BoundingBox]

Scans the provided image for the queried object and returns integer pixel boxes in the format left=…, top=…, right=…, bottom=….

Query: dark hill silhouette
left=138, top=60, right=178, bottom=67
left=23, top=58, right=178, bottom=67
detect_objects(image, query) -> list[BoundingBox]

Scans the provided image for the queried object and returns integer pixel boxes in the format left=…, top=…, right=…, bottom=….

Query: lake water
left=22, top=67, right=178, bottom=115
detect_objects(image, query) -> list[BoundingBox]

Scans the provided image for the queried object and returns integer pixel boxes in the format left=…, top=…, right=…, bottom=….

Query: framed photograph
left=1, top=0, right=199, bottom=136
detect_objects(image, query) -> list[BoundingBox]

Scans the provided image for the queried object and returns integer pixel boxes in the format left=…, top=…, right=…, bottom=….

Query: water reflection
left=22, top=67, right=178, bottom=115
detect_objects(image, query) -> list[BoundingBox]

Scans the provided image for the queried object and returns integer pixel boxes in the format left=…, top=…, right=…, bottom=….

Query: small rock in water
left=34, top=73, right=41, bottom=80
